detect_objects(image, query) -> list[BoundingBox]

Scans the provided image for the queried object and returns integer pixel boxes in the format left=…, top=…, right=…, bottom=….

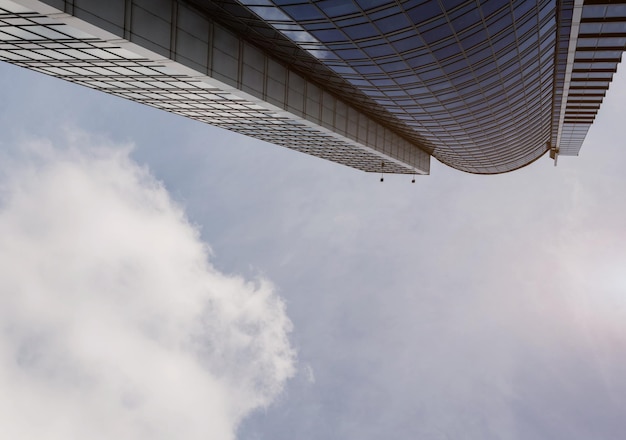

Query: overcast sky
left=1, top=59, right=626, bottom=440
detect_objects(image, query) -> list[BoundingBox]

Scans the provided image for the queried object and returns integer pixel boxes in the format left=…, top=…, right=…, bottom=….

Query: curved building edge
left=1, top=0, right=624, bottom=175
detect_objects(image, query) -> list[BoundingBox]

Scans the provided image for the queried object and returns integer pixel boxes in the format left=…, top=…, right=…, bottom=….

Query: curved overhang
left=229, top=0, right=625, bottom=174
left=229, top=0, right=558, bottom=174
left=1, top=0, right=624, bottom=175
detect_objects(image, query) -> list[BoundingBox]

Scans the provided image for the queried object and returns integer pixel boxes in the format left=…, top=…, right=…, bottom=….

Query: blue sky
left=1, top=59, right=626, bottom=440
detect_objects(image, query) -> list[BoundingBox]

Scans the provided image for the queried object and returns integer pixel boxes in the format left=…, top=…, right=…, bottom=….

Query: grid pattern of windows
left=2, top=0, right=624, bottom=174
left=557, top=0, right=626, bottom=155
left=185, top=0, right=436, bottom=163
left=236, top=0, right=559, bottom=173
left=0, top=0, right=429, bottom=174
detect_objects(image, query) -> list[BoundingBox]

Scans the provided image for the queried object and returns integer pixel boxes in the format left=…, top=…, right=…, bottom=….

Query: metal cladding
left=1, top=0, right=625, bottom=174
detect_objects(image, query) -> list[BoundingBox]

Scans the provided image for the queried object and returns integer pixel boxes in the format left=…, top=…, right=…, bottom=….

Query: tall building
left=1, top=0, right=624, bottom=175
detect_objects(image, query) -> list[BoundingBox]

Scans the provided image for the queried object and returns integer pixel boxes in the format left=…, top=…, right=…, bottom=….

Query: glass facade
left=556, top=0, right=626, bottom=156
left=228, top=0, right=625, bottom=172
left=233, top=0, right=557, bottom=173
left=0, top=0, right=624, bottom=174
left=0, top=0, right=429, bottom=174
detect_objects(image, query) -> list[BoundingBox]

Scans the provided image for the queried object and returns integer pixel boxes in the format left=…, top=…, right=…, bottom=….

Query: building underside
left=1, top=0, right=625, bottom=175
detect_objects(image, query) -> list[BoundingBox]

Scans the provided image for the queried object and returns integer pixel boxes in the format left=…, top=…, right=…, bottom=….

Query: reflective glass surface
left=557, top=0, right=626, bottom=156
left=2, top=0, right=625, bottom=174
left=0, top=0, right=429, bottom=174
left=234, top=0, right=625, bottom=172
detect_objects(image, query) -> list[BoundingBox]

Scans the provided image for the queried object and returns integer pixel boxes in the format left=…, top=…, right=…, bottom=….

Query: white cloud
left=0, top=137, right=295, bottom=440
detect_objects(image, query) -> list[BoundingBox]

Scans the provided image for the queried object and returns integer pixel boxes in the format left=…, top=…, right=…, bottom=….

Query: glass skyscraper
left=1, top=0, right=624, bottom=174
